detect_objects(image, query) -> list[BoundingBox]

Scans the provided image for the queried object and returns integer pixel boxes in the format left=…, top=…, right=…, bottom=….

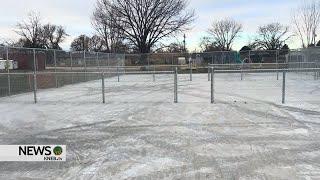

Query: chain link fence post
left=314, top=62, right=318, bottom=80
left=54, top=50, right=58, bottom=88
left=211, top=67, right=215, bottom=104
left=190, top=59, right=192, bottom=81
left=96, top=52, right=100, bottom=72
left=6, top=46, right=11, bottom=96
left=241, top=61, right=244, bottom=81
left=84, top=51, right=87, bottom=81
left=208, top=64, right=210, bottom=81
left=70, top=52, right=74, bottom=84
left=117, top=66, right=120, bottom=82
left=102, top=72, right=105, bottom=104
left=153, top=65, right=156, bottom=82
left=282, top=70, right=286, bottom=104
left=33, top=49, right=37, bottom=104
left=317, top=62, right=320, bottom=80
left=174, top=67, right=178, bottom=103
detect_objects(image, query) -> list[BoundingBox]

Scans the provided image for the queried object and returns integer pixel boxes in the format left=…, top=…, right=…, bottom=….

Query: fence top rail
left=212, top=68, right=320, bottom=74
left=208, top=62, right=318, bottom=66
left=0, top=71, right=175, bottom=75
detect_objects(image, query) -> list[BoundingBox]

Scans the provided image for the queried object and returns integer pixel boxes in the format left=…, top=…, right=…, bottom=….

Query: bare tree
left=292, top=0, right=320, bottom=48
left=92, top=1, right=125, bottom=53
left=207, top=18, right=242, bottom=51
left=42, top=24, right=68, bottom=49
left=93, top=0, right=195, bottom=53
left=88, top=35, right=105, bottom=52
left=15, top=12, right=68, bottom=49
left=15, top=12, right=44, bottom=48
left=254, top=23, right=291, bottom=50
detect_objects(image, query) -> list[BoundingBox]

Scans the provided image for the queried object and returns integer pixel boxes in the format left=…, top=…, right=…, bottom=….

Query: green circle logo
left=53, top=146, right=63, bottom=156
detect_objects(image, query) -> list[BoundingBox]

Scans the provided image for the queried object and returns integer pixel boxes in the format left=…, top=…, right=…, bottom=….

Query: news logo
left=0, top=145, right=66, bottom=162
left=53, top=146, right=63, bottom=156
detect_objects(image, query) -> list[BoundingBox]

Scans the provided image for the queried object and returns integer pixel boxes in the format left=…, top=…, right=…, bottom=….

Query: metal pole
left=211, top=68, right=215, bottom=104
left=171, top=54, right=174, bottom=71
left=190, top=59, right=192, bottom=81
left=241, top=61, right=244, bottom=81
left=117, top=66, right=120, bottom=82
left=107, top=53, right=110, bottom=67
left=96, top=52, right=100, bottom=71
left=33, top=49, right=37, bottom=104
left=174, top=67, right=178, bottom=103
left=316, top=62, right=318, bottom=80
left=6, top=47, right=11, bottom=96
left=147, top=55, right=150, bottom=71
left=83, top=51, right=87, bottom=81
left=153, top=65, right=156, bottom=82
left=316, top=62, right=320, bottom=80
left=282, top=70, right=286, bottom=104
left=54, top=50, right=58, bottom=88
left=102, top=72, right=105, bottom=104
left=211, top=54, right=213, bottom=64
left=70, top=52, right=74, bottom=84
left=208, top=65, right=210, bottom=81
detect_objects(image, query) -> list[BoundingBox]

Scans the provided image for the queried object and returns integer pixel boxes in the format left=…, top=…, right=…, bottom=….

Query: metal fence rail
left=0, top=71, right=176, bottom=104
left=209, top=67, right=320, bottom=104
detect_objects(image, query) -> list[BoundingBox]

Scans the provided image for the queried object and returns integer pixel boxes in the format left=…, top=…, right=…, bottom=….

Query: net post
left=174, top=67, right=178, bottom=103
left=101, top=72, right=105, bottom=104
left=33, top=49, right=37, bottom=104
left=211, top=67, right=215, bottom=104
left=282, top=70, right=286, bottom=104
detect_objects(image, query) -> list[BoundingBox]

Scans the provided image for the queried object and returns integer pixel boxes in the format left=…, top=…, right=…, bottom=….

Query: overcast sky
left=0, top=0, right=303, bottom=51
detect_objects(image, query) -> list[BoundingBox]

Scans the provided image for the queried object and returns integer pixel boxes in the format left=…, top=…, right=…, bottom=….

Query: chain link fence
left=0, top=46, right=319, bottom=104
